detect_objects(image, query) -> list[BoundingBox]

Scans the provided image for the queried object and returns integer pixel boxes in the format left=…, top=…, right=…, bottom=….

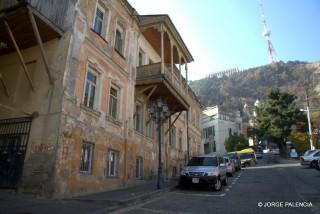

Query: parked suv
left=300, top=149, right=320, bottom=168
left=179, top=154, right=228, bottom=191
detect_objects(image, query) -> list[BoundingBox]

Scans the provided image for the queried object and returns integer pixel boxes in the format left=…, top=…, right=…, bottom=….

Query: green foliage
left=255, top=88, right=306, bottom=153
left=292, top=131, right=310, bottom=155
left=224, top=134, right=249, bottom=152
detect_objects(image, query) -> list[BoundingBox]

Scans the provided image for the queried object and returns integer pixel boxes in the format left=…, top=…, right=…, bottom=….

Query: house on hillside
left=202, top=106, right=242, bottom=154
left=0, top=0, right=201, bottom=197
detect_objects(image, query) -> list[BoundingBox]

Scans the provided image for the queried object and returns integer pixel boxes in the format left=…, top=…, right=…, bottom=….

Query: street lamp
left=300, top=107, right=314, bottom=150
left=147, top=98, right=171, bottom=189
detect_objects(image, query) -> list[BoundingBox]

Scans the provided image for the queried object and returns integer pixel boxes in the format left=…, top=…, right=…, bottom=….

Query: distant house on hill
left=202, top=106, right=242, bottom=154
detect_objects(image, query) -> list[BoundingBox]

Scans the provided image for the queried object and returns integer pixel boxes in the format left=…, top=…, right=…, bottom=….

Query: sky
left=128, top=0, right=320, bottom=80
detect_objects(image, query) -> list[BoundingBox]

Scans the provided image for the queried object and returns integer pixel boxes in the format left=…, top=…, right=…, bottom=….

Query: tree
left=224, top=134, right=249, bottom=152
left=255, top=88, right=306, bottom=155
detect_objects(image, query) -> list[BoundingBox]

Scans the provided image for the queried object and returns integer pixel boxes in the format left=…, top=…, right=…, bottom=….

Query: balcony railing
left=136, top=63, right=189, bottom=101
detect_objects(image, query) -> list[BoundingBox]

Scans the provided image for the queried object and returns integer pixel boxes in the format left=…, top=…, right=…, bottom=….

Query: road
left=113, top=154, right=320, bottom=214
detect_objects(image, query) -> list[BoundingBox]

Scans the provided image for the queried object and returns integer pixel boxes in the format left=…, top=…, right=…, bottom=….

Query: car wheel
left=222, top=175, right=228, bottom=186
left=310, top=161, right=316, bottom=168
left=316, top=161, right=320, bottom=170
left=213, top=177, right=222, bottom=191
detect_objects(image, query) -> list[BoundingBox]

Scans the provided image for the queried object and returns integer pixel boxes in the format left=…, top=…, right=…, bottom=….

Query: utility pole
left=306, top=105, right=314, bottom=150
left=301, top=90, right=314, bottom=150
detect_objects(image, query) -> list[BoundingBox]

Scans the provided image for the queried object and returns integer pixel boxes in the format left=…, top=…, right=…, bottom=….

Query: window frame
left=93, top=3, right=105, bottom=35
left=135, top=156, right=143, bottom=179
left=146, top=117, right=155, bottom=139
left=114, top=23, right=125, bottom=55
left=178, top=130, right=182, bottom=151
left=83, top=69, right=100, bottom=110
left=134, top=101, right=144, bottom=133
left=203, top=126, right=215, bottom=139
left=108, top=84, right=120, bottom=120
left=170, top=126, right=176, bottom=147
left=138, top=48, right=145, bottom=66
left=79, top=142, right=94, bottom=174
left=107, top=149, right=119, bottom=177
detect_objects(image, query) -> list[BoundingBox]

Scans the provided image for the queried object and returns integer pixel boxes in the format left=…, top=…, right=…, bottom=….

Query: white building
left=202, top=106, right=242, bottom=155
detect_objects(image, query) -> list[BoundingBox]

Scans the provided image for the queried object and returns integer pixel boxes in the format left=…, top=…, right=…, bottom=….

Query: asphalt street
left=113, top=154, right=320, bottom=214
left=0, top=154, right=319, bottom=214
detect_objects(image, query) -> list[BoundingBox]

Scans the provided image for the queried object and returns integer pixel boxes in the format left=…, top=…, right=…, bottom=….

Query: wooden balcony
left=136, top=63, right=189, bottom=113
left=0, top=0, right=72, bottom=56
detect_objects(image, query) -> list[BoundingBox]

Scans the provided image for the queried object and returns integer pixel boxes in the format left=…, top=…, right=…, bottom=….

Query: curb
left=90, top=185, right=177, bottom=213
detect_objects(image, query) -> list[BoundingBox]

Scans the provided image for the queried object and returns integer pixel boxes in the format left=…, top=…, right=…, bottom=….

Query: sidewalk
left=0, top=179, right=178, bottom=214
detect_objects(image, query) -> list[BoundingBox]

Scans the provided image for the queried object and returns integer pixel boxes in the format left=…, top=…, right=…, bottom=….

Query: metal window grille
left=107, top=150, right=119, bottom=177
left=79, top=142, right=94, bottom=173
left=136, top=156, right=143, bottom=179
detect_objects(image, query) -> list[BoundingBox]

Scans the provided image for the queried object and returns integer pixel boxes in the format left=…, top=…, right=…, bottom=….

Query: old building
left=0, top=0, right=202, bottom=197
left=202, top=106, right=242, bottom=155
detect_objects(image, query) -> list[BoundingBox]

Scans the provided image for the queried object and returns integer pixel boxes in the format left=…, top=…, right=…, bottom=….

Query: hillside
left=189, top=61, right=320, bottom=111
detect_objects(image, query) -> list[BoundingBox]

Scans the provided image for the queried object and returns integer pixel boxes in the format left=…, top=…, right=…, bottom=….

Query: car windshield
left=240, top=153, right=253, bottom=159
left=187, top=157, right=218, bottom=166
left=305, top=150, right=318, bottom=156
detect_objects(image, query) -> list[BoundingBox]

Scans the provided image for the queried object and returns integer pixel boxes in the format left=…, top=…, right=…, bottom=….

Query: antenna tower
left=259, top=0, right=278, bottom=63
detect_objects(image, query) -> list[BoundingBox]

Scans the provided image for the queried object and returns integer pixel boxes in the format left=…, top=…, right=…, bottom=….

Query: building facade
left=0, top=0, right=202, bottom=197
left=202, top=106, right=242, bottom=155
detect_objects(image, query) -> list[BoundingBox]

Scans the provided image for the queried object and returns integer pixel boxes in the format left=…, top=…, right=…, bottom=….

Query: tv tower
left=259, top=0, right=278, bottom=63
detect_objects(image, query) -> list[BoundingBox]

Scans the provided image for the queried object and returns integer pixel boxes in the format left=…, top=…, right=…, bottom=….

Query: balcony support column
left=178, top=54, right=182, bottom=90
left=28, top=7, right=53, bottom=85
left=0, top=74, right=9, bottom=97
left=160, top=24, right=164, bottom=74
left=3, top=20, right=35, bottom=91
left=170, top=42, right=174, bottom=82
left=185, top=63, right=188, bottom=95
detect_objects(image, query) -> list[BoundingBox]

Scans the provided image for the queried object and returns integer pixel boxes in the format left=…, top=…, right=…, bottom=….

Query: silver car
left=300, top=149, right=320, bottom=168
left=179, top=154, right=228, bottom=191
left=224, top=156, right=235, bottom=177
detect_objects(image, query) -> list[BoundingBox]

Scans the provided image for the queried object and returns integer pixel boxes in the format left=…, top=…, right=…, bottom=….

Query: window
left=114, top=24, right=125, bottom=55
left=83, top=70, right=99, bottom=109
left=79, top=142, right=94, bottom=173
left=187, top=157, right=218, bottom=167
left=138, top=49, right=145, bottom=66
left=146, top=118, right=154, bottom=139
left=203, top=126, right=215, bottom=139
left=136, top=156, right=143, bottom=179
left=93, top=5, right=104, bottom=35
left=135, top=102, right=144, bottom=133
left=107, top=150, right=119, bottom=177
left=109, top=86, right=119, bottom=120
left=228, top=128, right=232, bottom=137
left=178, top=130, right=182, bottom=150
left=170, top=126, right=176, bottom=147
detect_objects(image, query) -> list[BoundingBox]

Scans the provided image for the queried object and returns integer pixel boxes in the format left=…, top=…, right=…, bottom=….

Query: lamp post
left=300, top=107, right=314, bottom=150
left=147, top=98, right=170, bottom=189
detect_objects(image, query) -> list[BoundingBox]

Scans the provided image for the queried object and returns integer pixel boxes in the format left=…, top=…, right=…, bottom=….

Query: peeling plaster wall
left=53, top=0, right=142, bottom=197
left=0, top=0, right=202, bottom=198
left=0, top=33, right=72, bottom=196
